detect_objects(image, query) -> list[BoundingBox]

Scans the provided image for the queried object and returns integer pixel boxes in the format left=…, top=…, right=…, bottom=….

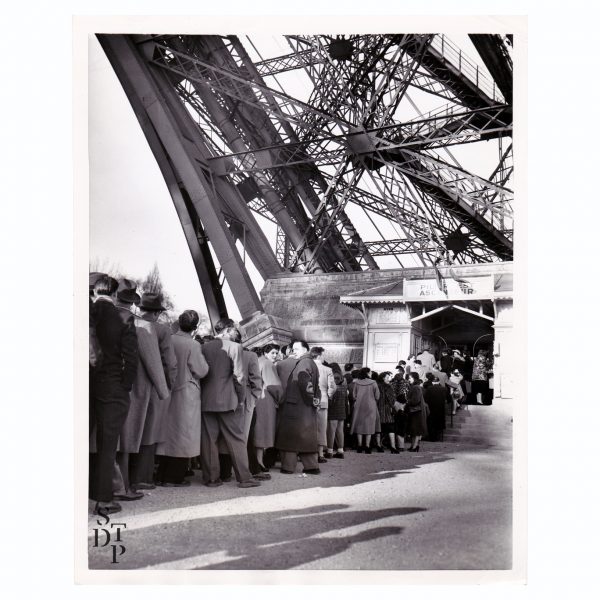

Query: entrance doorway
left=409, top=302, right=494, bottom=358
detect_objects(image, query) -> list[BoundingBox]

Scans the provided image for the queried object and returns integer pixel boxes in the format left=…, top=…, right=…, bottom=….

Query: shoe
left=94, top=501, right=122, bottom=515
left=333, top=452, right=344, bottom=459
left=114, top=491, right=144, bottom=501
left=408, top=445, right=420, bottom=453
left=357, top=447, right=363, bottom=454
left=252, top=472, right=271, bottom=480
left=238, top=480, right=261, bottom=488
left=302, top=468, right=321, bottom=475
left=204, top=480, right=223, bottom=487
left=390, top=448, right=399, bottom=454
left=159, top=480, right=191, bottom=487
left=377, top=446, right=385, bottom=453
left=259, top=464, right=270, bottom=473
left=318, top=457, right=328, bottom=463
left=280, top=469, right=294, bottom=474
left=134, top=482, right=156, bottom=490
left=324, top=451, right=334, bottom=459
left=365, top=447, right=372, bottom=454
left=398, top=448, right=405, bottom=453
left=185, top=469, right=195, bottom=477
left=221, top=476, right=232, bottom=483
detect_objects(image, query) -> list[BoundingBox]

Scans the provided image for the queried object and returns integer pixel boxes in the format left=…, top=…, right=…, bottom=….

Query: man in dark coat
left=423, top=376, right=447, bottom=442
left=439, top=349, right=453, bottom=375
left=275, top=340, right=321, bottom=474
left=89, top=274, right=138, bottom=515
left=200, top=319, right=260, bottom=488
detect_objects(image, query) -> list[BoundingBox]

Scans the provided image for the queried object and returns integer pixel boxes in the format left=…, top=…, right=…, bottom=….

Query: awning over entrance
left=411, top=304, right=494, bottom=323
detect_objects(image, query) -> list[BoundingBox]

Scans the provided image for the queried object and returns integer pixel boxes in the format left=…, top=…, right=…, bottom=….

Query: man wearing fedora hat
left=133, top=292, right=178, bottom=490
left=115, top=285, right=170, bottom=500
left=89, top=274, right=139, bottom=515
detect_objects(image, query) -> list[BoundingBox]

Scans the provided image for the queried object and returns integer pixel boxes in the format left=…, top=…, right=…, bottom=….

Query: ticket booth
left=340, top=273, right=513, bottom=398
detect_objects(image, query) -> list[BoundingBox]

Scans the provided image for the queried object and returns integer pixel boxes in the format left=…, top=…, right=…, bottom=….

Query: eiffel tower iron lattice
left=97, top=32, right=513, bottom=320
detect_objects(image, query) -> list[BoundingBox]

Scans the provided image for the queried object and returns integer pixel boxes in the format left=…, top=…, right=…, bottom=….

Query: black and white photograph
left=80, top=16, right=525, bottom=581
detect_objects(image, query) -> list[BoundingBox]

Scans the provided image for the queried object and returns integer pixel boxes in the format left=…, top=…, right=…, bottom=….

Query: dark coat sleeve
left=247, top=353, right=263, bottom=404
left=120, top=316, right=139, bottom=391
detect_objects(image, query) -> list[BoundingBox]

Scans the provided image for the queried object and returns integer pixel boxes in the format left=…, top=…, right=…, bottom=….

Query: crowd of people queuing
left=88, top=272, right=494, bottom=516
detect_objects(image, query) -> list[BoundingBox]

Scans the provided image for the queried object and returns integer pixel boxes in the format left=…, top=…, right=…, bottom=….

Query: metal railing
left=430, top=35, right=504, bottom=103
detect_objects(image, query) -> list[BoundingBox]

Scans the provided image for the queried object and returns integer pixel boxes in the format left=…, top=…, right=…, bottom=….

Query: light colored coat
left=118, top=317, right=169, bottom=453
left=417, top=350, right=436, bottom=373
left=141, top=320, right=178, bottom=445
left=156, top=332, right=209, bottom=457
left=315, top=362, right=336, bottom=409
left=254, top=356, right=282, bottom=448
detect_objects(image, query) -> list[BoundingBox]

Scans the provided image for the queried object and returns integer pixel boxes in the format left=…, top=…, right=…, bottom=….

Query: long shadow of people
left=89, top=503, right=425, bottom=570
left=99, top=452, right=453, bottom=519
left=198, top=525, right=405, bottom=570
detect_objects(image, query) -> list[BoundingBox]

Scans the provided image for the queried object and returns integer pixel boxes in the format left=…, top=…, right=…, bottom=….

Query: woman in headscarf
left=350, top=367, right=380, bottom=454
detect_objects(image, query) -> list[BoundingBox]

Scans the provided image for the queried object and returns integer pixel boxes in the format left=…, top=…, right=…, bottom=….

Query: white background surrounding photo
left=1, top=0, right=598, bottom=598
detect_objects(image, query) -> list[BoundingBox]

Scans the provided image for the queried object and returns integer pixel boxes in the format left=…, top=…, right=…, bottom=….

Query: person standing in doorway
left=472, top=349, right=490, bottom=405
left=417, top=346, right=436, bottom=375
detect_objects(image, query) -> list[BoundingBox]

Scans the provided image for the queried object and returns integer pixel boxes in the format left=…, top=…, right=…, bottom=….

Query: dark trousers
left=220, top=407, right=262, bottom=478
left=130, top=444, right=156, bottom=485
left=89, top=381, right=130, bottom=503
left=201, top=407, right=253, bottom=484
left=220, top=408, right=262, bottom=478
left=280, top=451, right=318, bottom=472
left=156, top=456, right=188, bottom=484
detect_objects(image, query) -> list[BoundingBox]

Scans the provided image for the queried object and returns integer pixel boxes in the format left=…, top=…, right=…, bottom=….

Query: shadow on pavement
left=93, top=449, right=455, bottom=518
left=89, top=503, right=425, bottom=570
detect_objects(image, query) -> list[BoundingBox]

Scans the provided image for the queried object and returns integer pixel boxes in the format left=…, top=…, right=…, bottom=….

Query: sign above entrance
left=403, top=276, right=494, bottom=301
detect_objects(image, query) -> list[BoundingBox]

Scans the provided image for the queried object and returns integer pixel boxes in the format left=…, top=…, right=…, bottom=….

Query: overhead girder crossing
left=152, top=34, right=380, bottom=273
left=99, top=32, right=513, bottom=313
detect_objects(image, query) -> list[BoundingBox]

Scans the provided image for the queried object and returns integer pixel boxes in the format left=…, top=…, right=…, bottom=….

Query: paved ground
left=88, top=401, right=512, bottom=571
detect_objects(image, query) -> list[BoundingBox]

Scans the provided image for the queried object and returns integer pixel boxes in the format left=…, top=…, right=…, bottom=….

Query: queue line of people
left=89, top=272, right=491, bottom=517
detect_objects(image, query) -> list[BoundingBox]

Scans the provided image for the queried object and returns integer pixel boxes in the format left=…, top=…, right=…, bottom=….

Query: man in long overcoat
left=200, top=319, right=260, bottom=488
left=133, top=293, right=178, bottom=488
left=89, top=275, right=138, bottom=515
left=275, top=340, right=321, bottom=474
left=156, top=310, right=209, bottom=485
left=116, top=289, right=169, bottom=497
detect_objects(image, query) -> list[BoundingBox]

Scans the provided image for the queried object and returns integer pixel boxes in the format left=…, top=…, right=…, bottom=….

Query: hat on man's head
left=89, top=272, right=107, bottom=290
left=116, top=279, right=140, bottom=305
left=138, top=292, right=166, bottom=312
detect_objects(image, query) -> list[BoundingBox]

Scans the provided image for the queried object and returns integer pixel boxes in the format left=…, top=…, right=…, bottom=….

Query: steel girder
left=102, top=32, right=514, bottom=292
left=97, top=34, right=269, bottom=320
left=155, top=35, right=378, bottom=272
